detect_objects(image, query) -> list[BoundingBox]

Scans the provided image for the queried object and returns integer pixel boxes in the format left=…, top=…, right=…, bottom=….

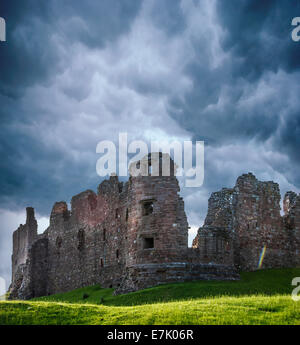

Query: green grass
left=0, top=268, right=299, bottom=325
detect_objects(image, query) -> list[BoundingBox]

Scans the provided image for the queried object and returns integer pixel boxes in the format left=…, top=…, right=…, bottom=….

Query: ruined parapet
left=283, top=192, right=300, bottom=266
left=10, top=207, right=38, bottom=299
left=283, top=192, right=300, bottom=227
left=283, top=191, right=298, bottom=216
left=26, top=207, right=38, bottom=231
left=202, top=188, right=235, bottom=229
left=193, top=172, right=299, bottom=271
left=71, top=190, right=103, bottom=227
left=49, top=201, right=70, bottom=227
left=234, top=173, right=282, bottom=235
left=11, top=208, right=37, bottom=284
left=192, top=187, right=235, bottom=266
left=233, top=173, right=285, bottom=270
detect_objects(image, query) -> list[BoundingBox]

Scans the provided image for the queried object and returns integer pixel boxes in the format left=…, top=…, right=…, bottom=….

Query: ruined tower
left=115, top=153, right=191, bottom=292
left=10, top=208, right=38, bottom=298
left=193, top=173, right=300, bottom=270
left=125, top=152, right=188, bottom=266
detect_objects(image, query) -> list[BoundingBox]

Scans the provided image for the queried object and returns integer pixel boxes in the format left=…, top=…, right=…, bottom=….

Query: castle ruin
left=9, top=154, right=300, bottom=299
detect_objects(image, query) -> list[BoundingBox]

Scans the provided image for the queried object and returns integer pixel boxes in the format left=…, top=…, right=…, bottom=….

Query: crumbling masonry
left=9, top=154, right=300, bottom=299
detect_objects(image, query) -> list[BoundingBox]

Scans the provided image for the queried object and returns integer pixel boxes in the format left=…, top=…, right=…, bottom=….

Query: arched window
left=116, top=249, right=119, bottom=259
left=103, top=228, right=106, bottom=241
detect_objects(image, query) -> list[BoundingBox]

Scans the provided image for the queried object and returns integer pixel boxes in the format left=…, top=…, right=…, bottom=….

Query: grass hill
left=0, top=268, right=299, bottom=325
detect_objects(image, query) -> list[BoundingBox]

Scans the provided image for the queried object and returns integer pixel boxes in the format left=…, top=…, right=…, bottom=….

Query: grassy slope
left=0, top=268, right=299, bottom=325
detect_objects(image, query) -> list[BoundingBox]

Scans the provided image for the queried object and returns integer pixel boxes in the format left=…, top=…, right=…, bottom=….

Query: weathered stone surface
left=10, top=156, right=299, bottom=300
left=193, top=173, right=300, bottom=271
left=11, top=207, right=37, bottom=297
left=115, top=263, right=239, bottom=294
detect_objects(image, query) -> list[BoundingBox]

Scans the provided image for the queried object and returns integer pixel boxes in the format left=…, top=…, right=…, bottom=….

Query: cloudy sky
left=0, top=0, right=300, bottom=286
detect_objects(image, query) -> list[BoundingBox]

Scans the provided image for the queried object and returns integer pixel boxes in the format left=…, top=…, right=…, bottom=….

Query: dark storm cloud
left=55, top=0, right=143, bottom=48
left=0, top=0, right=141, bottom=213
left=0, top=0, right=142, bottom=215
left=0, top=0, right=142, bottom=96
left=214, top=0, right=300, bottom=185
left=1, top=0, right=300, bottom=283
left=166, top=0, right=300, bottom=187
left=0, top=119, right=99, bottom=214
left=275, top=107, right=300, bottom=186
left=217, top=0, right=300, bottom=78
left=0, top=0, right=299, bottom=241
left=0, top=1, right=56, bottom=96
left=149, top=0, right=186, bottom=35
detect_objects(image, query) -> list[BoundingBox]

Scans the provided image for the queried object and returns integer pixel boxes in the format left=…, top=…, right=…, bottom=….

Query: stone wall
left=283, top=192, right=300, bottom=266
left=10, top=154, right=235, bottom=299
left=10, top=156, right=299, bottom=300
left=192, top=188, right=235, bottom=266
left=193, top=173, right=300, bottom=271
left=115, top=263, right=239, bottom=294
left=11, top=207, right=37, bottom=297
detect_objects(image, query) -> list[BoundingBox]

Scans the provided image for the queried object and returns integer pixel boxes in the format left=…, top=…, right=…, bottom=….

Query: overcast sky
left=0, top=0, right=300, bottom=286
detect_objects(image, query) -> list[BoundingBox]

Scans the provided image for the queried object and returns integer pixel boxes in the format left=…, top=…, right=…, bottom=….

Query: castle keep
left=9, top=154, right=300, bottom=299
